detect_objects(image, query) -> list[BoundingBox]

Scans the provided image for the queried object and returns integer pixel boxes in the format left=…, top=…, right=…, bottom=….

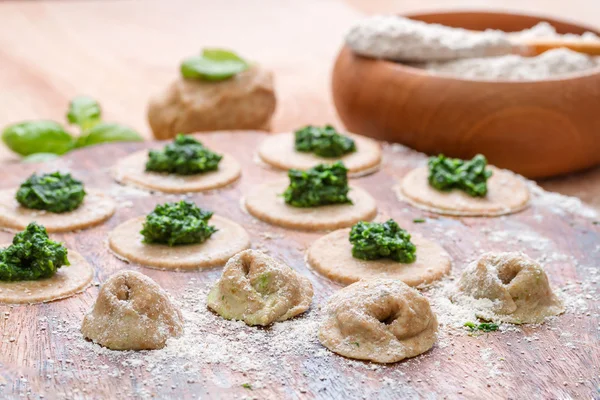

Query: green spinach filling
left=464, top=321, right=499, bottom=332
left=0, top=222, right=69, bottom=281
left=282, top=161, right=352, bottom=208
left=145, top=134, right=223, bottom=175
left=294, top=125, right=356, bottom=158
left=428, top=154, right=493, bottom=197
left=16, top=171, right=86, bottom=213
left=349, top=219, right=417, bottom=263
left=140, top=200, right=217, bottom=246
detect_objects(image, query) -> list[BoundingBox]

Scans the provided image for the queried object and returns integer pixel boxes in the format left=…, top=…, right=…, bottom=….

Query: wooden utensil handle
left=519, top=39, right=600, bottom=56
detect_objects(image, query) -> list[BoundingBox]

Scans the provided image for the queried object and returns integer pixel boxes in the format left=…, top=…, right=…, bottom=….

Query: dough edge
left=397, top=166, right=530, bottom=217
left=108, top=215, right=251, bottom=270
left=307, top=228, right=451, bottom=286
left=0, top=250, right=93, bottom=304
left=112, top=150, right=241, bottom=193
left=257, top=132, right=382, bottom=175
left=0, top=189, right=116, bottom=233
left=243, top=180, right=377, bottom=231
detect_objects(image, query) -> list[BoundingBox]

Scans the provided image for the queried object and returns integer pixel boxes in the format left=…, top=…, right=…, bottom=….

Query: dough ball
left=452, top=252, right=565, bottom=324
left=81, top=270, right=184, bottom=350
left=148, top=67, right=276, bottom=139
left=319, top=278, right=438, bottom=363
left=207, top=249, right=313, bottom=326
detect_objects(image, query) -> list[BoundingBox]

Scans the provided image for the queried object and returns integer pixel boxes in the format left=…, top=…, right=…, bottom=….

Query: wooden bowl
left=332, top=11, right=600, bottom=178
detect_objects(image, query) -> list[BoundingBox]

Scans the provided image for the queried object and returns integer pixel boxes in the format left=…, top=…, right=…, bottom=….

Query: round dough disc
left=0, top=189, right=116, bottom=233
left=307, top=228, right=451, bottom=286
left=108, top=215, right=251, bottom=270
left=244, top=180, right=377, bottom=231
left=112, top=150, right=241, bottom=193
left=0, top=250, right=93, bottom=304
left=397, top=166, right=530, bottom=216
left=257, top=132, right=382, bottom=175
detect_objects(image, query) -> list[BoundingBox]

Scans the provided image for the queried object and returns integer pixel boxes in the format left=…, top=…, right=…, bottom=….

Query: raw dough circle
left=307, top=228, right=451, bottom=286
left=207, top=249, right=313, bottom=326
left=397, top=166, right=530, bottom=216
left=0, top=189, right=116, bottom=233
left=112, top=150, right=241, bottom=193
left=82, top=270, right=184, bottom=350
left=318, top=278, right=438, bottom=363
left=0, top=250, right=93, bottom=304
left=257, top=132, right=382, bottom=175
left=243, top=179, right=377, bottom=231
left=452, top=252, right=565, bottom=324
left=108, top=215, right=251, bottom=270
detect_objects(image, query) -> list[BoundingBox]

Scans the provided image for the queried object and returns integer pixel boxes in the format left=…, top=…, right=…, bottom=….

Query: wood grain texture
left=0, top=131, right=598, bottom=399
left=332, top=11, right=600, bottom=179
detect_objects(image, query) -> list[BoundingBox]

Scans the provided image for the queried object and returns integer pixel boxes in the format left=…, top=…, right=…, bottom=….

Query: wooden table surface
left=1, top=0, right=600, bottom=209
left=0, top=131, right=599, bottom=400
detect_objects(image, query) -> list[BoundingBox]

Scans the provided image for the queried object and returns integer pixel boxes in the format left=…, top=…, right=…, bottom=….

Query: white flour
left=346, top=16, right=600, bottom=80
left=346, top=15, right=513, bottom=62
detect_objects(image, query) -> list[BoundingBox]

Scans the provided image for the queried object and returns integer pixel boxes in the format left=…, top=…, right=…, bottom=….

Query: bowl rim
left=356, top=9, right=600, bottom=84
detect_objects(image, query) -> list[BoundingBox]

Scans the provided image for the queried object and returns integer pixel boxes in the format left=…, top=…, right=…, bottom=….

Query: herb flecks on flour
left=146, top=134, right=223, bottom=175
left=282, top=161, right=352, bottom=208
left=16, top=171, right=86, bottom=213
left=140, top=201, right=217, bottom=246
left=294, top=125, right=356, bottom=158
left=0, top=223, right=70, bottom=281
left=464, top=321, right=499, bottom=332
left=349, top=219, right=417, bottom=263
left=428, top=154, right=492, bottom=197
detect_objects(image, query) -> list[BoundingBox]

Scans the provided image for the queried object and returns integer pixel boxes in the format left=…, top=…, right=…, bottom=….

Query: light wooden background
left=0, top=0, right=599, bottom=208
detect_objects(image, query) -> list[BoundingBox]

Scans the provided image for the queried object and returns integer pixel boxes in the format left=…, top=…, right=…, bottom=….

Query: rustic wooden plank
left=0, top=131, right=597, bottom=399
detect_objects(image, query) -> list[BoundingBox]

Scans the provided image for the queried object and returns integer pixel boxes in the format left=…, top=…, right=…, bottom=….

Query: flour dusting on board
left=3, top=143, right=600, bottom=398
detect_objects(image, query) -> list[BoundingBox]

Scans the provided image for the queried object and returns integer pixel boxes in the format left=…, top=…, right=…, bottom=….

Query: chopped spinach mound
left=16, top=171, right=86, bottom=213
left=145, top=134, right=223, bottom=175
left=294, top=125, right=356, bottom=158
left=428, top=154, right=493, bottom=197
left=349, top=219, right=416, bottom=263
left=282, top=161, right=352, bottom=208
left=464, top=321, right=499, bottom=332
left=140, top=200, right=217, bottom=246
left=0, top=222, right=69, bottom=281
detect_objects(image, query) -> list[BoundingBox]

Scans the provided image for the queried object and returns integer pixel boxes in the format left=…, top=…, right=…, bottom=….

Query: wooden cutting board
left=0, top=131, right=598, bottom=399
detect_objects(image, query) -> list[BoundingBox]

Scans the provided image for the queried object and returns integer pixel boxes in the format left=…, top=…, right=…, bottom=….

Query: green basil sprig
left=181, top=49, right=249, bottom=81
left=2, top=96, right=143, bottom=162
left=2, top=121, right=74, bottom=156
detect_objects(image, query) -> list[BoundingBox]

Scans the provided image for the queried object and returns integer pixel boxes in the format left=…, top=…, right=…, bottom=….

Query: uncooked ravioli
left=112, top=150, right=241, bottom=193
left=82, top=270, right=184, bottom=350
left=319, top=279, right=438, bottom=363
left=257, top=132, right=382, bottom=175
left=397, top=166, right=530, bottom=216
left=207, top=250, right=313, bottom=326
left=452, top=252, right=565, bottom=324
left=243, top=179, right=377, bottom=230
left=108, top=215, right=250, bottom=270
left=307, top=228, right=451, bottom=286
left=0, top=250, right=93, bottom=304
left=0, top=189, right=115, bottom=233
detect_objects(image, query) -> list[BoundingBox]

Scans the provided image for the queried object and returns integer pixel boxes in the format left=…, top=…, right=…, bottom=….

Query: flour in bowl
left=423, top=48, right=599, bottom=81
left=346, top=16, right=600, bottom=81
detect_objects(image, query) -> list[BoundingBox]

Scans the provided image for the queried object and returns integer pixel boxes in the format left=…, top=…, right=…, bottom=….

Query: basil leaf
left=75, top=122, right=143, bottom=148
left=66, top=96, right=102, bottom=131
left=22, top=153, right=60, bottom=163
left=2, top=121, right=75, bottom=156
left=180, top=49, right=249, bottom=81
